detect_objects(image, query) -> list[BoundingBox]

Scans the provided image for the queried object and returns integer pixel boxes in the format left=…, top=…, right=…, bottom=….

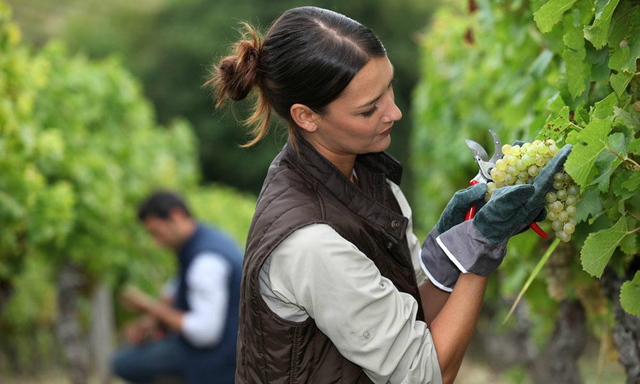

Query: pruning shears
left=464, top=130, right=548, bottom=239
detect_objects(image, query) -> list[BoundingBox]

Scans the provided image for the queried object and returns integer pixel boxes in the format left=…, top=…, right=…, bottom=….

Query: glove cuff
left=420, top=228, right=460, bottom=292
left=437, top=221, right=508, bottom=276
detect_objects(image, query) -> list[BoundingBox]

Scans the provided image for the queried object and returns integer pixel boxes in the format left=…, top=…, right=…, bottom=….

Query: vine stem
left=629, top=212, right=640, bottom=221
left=606, top=147, right=640, bottom=170
left=628, top=226, right=640, bottom=235
left=503, top=238, right=561, bottom=325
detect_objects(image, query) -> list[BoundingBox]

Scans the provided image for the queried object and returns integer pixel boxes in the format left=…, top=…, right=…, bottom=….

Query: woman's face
left=308, top=56, right=402, bottom=156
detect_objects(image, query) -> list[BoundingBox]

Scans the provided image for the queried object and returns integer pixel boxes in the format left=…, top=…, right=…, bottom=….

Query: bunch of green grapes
left=485, top=139, right=580, bottom=242
left=545, top=249, right=572, bottom=301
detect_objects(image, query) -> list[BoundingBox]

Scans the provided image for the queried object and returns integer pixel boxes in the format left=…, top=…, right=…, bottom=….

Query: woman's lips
left=379, top=126, right=393, bottom=136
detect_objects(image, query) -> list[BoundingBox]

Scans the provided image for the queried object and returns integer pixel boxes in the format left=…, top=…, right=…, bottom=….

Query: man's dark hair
left=137, top=190, right=192, bottom=221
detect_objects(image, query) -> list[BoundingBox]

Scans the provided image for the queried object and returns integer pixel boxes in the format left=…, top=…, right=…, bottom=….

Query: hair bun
left=207, top=24, right=263, bottom=106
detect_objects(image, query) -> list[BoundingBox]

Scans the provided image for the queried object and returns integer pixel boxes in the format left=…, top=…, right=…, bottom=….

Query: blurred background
left=0, top=0, right=633, bottom=383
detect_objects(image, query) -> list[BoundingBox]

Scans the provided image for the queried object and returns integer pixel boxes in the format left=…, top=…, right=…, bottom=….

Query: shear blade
left=465, top=139, right=489, bottom=161
left=488, top=130, right=503, bottom=163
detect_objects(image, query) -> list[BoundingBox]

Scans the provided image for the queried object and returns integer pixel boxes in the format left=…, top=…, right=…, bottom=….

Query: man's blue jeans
left=111, top=335, right=187, bottom=383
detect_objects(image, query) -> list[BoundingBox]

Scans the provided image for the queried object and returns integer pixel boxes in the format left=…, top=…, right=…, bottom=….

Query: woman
left=205, top=6, right=569, bottom=384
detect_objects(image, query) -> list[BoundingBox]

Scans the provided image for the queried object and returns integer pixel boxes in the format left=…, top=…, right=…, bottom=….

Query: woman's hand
left=420, top=183, right=488, bottom=292
left=436, top=145, right=572, bottom=276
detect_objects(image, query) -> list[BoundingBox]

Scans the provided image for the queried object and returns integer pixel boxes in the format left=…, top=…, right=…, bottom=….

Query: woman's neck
left=302, top=135, right=357, bottom=183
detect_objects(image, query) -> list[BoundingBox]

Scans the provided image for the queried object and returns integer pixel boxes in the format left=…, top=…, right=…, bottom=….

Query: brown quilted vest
left=235, top=135, right=425, bottom=383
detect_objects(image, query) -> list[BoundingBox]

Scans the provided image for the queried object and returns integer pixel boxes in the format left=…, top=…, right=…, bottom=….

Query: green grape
left=496, top=159, right=507, bottom=171
left=527, top=165, right=539, bottom=177
left=562, top=173, right=572, bottom=183
left=552, top=201, right=564, bottom=212
left=567, top=185, right=579, bottom=196
left=549, top=144, right=559, bottom=155
left=516, top=159, right=526, bottom=171
left=505, top=173, right=515, bottom=185
left=522, top=154, right=533, bottom=166
left=518, top=171, right=528, bottom=180
left=487, top=182, right=497, bottom=193
left=557, top=211, right=569, bottom=222
left=515, top=179, right=525, bottom=185
left=552, top=221, right=563, bottom=231
left=565, top=196, right=577, bottom=206
left=563, top=222, right=575, bottom=235
left=559, top=231, right=571, bottom=242
left=507, top=165, right=518, bottom=176
left=535, top=156, right=546, bottom=167
left=511, top=145, right=521, bottom=156
left=553, top=181, right=564, bottom=190
left=546, top=192, right=557, bottom=203
left=547, top=211, right=558, bottom=221
left=568, top=217, right=577, bottom=226
left=494, top=170, right=506, bottom=182
left=522, top=142, right=531, bottom=151
left=556, top=189, right=567, bottom=200
left=502, top=144, right=512, bottom=155
left=506, top=155, right=517, bottom=166
left=490, top=168, right=499, bottom=180
left=566, top=205, right=577, bottom=216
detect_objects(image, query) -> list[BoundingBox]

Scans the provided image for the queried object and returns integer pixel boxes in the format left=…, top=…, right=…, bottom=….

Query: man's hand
left=123, top=315, right=157, bottom=345
left=121, top=286, right=156, bottom=313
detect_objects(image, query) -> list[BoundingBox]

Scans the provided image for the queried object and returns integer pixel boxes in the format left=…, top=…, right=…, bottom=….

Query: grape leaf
left=593, top=92, right=618, bottom=119
left=614, top=107, right=640, bottom=131
left=629, top=138, right=640, bottom=155
left=619, top=218, right=637, bottom=255
left=575, top=187, right=604, bottom=222
left=608, top=7, right=640, bottom=73
left=574, top=0, right=595, bottom=24
left=621, top=172, right=640, bottom=191
left=585, top=45, right=610, bottom=82
left=588, top=133, right=624, bottom=192
left=612, top=170, right=638, bottom=198
left=540, top=106, right=572, bottom=140
left=610, top=71, right=633, bottom=96
left=534, top=0, right=578, bottom=33
left=620, top=271, right=640, bottom=316
left=564, top=118, right=613, bottom=188
left=584, top=0, right=622, bottom=49
left=581, top=215, right=628, bottom=277
left=563, top=13, right=591, bottom=99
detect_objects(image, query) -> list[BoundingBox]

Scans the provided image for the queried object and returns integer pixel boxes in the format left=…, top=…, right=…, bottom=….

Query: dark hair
left=137, top=190, right=192, bottom=221
left=204, top=6, right=386, bottom=151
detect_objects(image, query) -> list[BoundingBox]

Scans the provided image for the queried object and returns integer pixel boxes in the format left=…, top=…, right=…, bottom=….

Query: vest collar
left=283, top=135, right=408, bottom=244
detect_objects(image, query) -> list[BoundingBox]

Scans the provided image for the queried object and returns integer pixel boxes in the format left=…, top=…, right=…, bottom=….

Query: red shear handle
left=530, top=222, right=548, bottom=239
left=464, top=179, right=549, bottom=239
left=465, top=180, right=479, bottom=220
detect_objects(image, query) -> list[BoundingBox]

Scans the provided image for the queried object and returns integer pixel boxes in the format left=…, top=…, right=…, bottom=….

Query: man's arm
left=121, top=287, right=185, bottom=332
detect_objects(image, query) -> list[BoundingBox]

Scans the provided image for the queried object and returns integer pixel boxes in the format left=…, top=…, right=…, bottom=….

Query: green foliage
left=412, top=0, right=640, bottom=347
left=0, top=2, right=256, bottom=358
left=6, top=0, right=441, bottom=197
left=620, top=270, right=640, bottom=315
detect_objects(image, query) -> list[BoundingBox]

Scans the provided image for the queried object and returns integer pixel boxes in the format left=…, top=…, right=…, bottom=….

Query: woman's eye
left=361, top=106, right=378, bottom=118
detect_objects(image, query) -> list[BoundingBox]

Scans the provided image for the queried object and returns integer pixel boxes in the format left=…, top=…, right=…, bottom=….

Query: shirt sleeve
left=162, top=277, right=178, bottom=300
left=267, top=224, right=443, bottom=384
left=181, top=253, right=231, bottom=348
left=387, top=180, right=428, bottom=286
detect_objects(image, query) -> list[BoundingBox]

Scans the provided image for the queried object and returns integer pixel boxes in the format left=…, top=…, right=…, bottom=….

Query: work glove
left=436, top=145, right=572, bottom=276
left=420, top=183, right=487, bottom=292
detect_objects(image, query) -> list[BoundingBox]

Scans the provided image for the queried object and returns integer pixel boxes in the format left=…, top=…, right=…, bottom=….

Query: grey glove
left=420, top=183, right=487, bottom=292
left=437, top=145, right=573, bottom=276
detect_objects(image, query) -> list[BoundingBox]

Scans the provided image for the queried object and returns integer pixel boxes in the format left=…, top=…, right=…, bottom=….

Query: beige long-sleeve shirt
left=259, top=179, right=443, bottom=384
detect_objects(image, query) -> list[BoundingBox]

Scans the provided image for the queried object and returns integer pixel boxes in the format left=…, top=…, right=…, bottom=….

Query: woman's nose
left=382, top=100, right=402, bottom=123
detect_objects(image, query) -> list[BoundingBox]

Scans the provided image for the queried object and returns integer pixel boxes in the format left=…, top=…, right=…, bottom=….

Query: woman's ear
left=290, top=103, right=319, bottom=133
